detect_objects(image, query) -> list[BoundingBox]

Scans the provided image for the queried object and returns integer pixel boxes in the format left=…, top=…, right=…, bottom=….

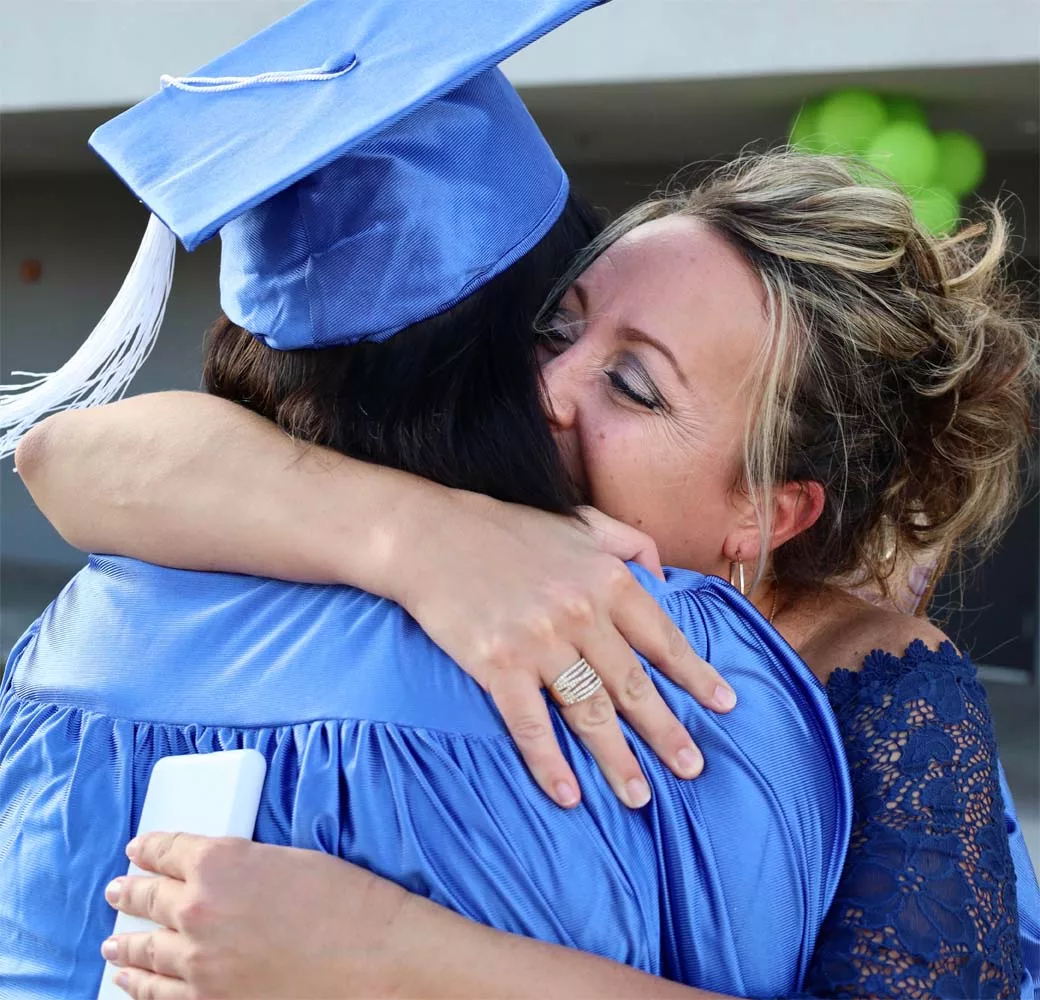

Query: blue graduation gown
left=1, top=556, right=852, bottom=998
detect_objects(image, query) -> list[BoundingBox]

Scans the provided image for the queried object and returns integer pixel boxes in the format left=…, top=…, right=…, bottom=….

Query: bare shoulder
left=792, top=591, right=953, bottom=686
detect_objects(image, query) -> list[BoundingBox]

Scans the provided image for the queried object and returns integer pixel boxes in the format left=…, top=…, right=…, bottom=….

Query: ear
left=723, top=480, right=825, bottom=564
left=768, top=480, right=825, bottom=553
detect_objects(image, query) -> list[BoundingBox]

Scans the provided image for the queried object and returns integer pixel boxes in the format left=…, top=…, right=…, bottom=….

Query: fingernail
left=104, top=878, right=123, bottom=905
left=115, top=970, right=129, bottom=989
left=624, top=777, right=652, bottom=808
left=125, top=837, right=140, bottom=859
left=676, top=746, right=703, bottom=778
left=713, top=683, right=737, bottom=711
left=554, top=781, right=579, bottom=807
left=101, top=937, right=119, bottom=961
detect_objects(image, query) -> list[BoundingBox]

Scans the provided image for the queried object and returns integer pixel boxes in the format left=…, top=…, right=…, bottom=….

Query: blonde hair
left=550, top=150, right=1039, bottom=594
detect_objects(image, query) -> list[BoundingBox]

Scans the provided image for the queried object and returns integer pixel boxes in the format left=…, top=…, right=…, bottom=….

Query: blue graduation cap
left=1, top=0, right=608, bottom=456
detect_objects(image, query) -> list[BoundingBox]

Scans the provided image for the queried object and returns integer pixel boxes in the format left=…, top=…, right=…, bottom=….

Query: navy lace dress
left=800, top=641, right=1040, bottom=999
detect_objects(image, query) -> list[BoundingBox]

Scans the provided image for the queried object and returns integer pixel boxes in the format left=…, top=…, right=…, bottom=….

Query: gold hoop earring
left=729, top=560, right=746, bottom=596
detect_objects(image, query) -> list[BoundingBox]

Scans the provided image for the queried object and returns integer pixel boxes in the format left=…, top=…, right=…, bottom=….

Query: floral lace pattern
left=801, top=640, right=1023, bottom=999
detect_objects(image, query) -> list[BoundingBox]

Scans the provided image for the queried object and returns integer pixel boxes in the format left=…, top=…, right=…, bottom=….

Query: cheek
left=580, top=410, right=741, bottom=569
left=579, top=409, right=649, bottom=495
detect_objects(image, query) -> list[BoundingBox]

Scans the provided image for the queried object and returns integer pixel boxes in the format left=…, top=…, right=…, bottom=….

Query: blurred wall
left=4, top=0, right=1037, bottom=113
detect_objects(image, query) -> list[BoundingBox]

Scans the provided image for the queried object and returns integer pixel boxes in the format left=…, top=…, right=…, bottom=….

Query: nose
left=542, top=353, right=580, bottom=432
left=541, top=352, right=587, bottom=495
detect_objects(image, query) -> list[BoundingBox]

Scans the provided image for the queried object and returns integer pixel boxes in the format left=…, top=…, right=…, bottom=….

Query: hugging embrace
left=2, top=1, right=1039, bottom=998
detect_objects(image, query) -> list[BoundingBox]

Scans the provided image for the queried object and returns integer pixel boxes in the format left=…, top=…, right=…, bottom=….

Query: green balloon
left=866, top=122, right=939, bottom=189
left=912, top=188, right=960, bottom=234
left=933, top=131, right=986, bottom=196
left=885, top=96, right=928, bottom=128
left=789, top=102, right=824, bottom=152
left=816, top=89, right=887, bottom=153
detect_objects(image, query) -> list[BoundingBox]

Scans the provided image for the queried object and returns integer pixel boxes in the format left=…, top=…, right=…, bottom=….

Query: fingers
left=486, top=669, right=581, bottom=809
left=610, top=577, right=736, bottom=713
left=106, top=874, right=191, bottom=932
left=127, top=831, right=205, bottom=880
left=577, top=507, right=664, bottom=580
left=486, top=665, right=586, bottom=806
left=558, top=685, right=651, bottom=809
left=579, top=626, right=704, bottom=782
left=576, top=509, right=735, bottom=712
left=108, top=966, right=189, bottom=1000
left=103, top=928, right=183, bottom=979
left=485, top=641, right=657, bottom=811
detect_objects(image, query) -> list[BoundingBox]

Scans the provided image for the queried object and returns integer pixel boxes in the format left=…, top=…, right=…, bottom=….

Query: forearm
left=388, top=892, right=727, bottom=1000
left=14, top=392, right=450, bottom=603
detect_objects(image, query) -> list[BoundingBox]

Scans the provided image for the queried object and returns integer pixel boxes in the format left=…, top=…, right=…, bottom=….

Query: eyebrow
left=622, top=326, right=689, bottom=388
left=573, top=279, right=689, bottom=388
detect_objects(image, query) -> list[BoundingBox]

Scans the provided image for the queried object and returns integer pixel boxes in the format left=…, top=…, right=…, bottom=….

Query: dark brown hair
left=203, top=194, right=603, bottom=514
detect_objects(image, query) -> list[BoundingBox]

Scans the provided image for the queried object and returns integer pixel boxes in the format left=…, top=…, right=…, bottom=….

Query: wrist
left=350, top=470, right=467, bottom=609
left=315, top=866, right=416, bottom=998
left=389, top=890, right=495, bottom=999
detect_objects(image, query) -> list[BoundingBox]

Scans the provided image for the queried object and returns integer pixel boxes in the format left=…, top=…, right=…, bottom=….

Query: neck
left=748, top=580, right=780, bottom=626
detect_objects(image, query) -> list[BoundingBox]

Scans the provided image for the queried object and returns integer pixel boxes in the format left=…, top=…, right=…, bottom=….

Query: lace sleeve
left=801, top=640, right=1024, bottom=999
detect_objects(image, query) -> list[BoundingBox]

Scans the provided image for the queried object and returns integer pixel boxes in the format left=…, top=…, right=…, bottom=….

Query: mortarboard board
left=1, top=0, right=609, bottom=457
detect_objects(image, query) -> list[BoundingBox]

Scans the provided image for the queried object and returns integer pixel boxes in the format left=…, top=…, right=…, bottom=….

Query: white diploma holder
left=97, top=749, right=267, bottom=1000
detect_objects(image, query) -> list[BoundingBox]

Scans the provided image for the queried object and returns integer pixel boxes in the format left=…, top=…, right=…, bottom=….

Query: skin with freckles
left=540, top=216, right=812, bottom=576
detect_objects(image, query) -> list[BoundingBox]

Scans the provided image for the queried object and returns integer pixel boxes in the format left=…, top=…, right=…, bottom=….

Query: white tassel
left=0, top=214, right=176, bottom=459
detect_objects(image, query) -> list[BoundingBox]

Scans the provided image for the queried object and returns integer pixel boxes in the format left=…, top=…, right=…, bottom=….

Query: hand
left=102, top=832, right=408, bottom=999
left=393, top=492, right=737, bottom=810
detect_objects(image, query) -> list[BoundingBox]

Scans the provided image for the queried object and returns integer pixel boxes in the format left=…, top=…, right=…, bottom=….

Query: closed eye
left=607, top=369, right=662, bottom=410
left=537, top=308, right=583, bottom=353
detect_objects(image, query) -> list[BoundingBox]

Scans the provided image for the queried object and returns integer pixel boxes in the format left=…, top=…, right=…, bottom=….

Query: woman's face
left=539, top=216, right=770, bottom=574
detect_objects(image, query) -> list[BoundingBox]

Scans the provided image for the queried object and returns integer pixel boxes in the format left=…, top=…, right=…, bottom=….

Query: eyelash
left=540, top=309, right=663, bottom=412
left=538, top=324, right=572, bottom=351
left=607, top=370, right=661, bottom=410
